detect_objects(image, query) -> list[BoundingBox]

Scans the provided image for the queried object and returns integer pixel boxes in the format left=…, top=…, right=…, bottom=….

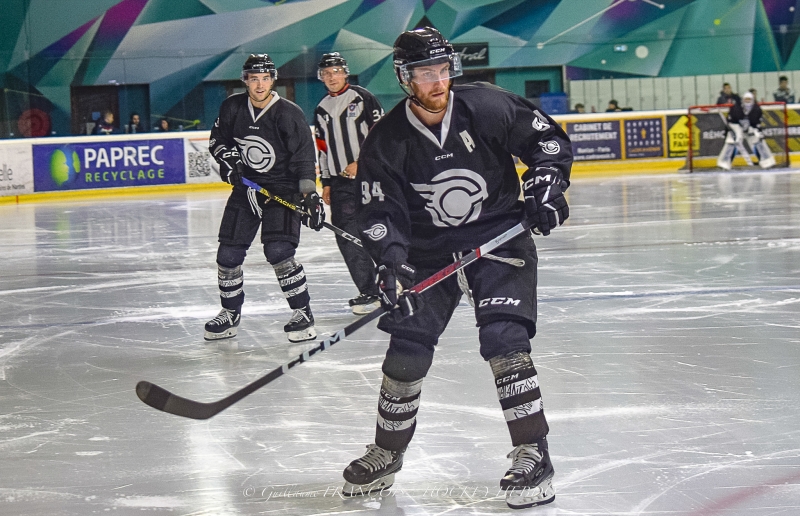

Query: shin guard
left=273, top=257, right=310, bottom=309
left=218, top=264, right=244, bottom=310
left=490, top=352, right=549, bottom=446
left=375, top=375, right=422, bottom=452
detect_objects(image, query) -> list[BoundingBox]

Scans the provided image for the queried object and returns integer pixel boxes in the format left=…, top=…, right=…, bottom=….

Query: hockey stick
left=241, top=177, right=362, bottom=248
left=135, top=219, right=534, bottom=420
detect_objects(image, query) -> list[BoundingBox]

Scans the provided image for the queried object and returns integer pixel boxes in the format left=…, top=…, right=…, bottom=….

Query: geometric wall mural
left=3, top=0, right=800, bottom=136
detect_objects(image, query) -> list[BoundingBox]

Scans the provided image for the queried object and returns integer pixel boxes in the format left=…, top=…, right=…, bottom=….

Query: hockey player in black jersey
left=314, top=53, right=385, bottom=315
left=717, top=92, right=776, bottom=170
left=341, top=28, right=572, bottom=509
left=205, top=54, right=325, bottom=343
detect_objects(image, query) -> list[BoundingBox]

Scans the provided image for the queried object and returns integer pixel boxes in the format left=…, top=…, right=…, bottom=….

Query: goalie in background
left=717, top=92, right=776, bottom=170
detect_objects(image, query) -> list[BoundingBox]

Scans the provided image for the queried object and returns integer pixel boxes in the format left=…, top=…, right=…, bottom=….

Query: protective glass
left=317, top=67, right=348, bottom=80
left=399, top=54, right=462, bottom=84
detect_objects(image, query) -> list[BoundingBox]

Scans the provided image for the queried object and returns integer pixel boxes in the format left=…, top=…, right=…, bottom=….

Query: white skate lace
left=288, top=308, right=310, bottom=324
left=506, top=444, right=543, bottom=474
left=356, top=444, right=393, bottom=473
left=211, top=309, right=234, bottom=325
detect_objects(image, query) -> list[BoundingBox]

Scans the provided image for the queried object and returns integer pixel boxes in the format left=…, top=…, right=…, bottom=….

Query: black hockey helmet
left=393, top=27, right=462, bottom=85
left=317, top=52, right=349, bottom=80
left=241, top=54, right=277, bottom=82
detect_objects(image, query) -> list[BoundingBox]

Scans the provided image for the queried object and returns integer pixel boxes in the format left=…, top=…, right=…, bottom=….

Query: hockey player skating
left=205, top=54, right=325, bottom=343
left=341, top=28, right=572, bottom=509
left=314, top=52, right=385, bottom=315
left=717, top=92, right=776, bottom=170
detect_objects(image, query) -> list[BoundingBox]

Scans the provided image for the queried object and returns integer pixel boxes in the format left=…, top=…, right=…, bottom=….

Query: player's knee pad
left=479, top=320, right=532, bottom=361
left=217, top=244, right=247, bottom=268
left=382, top=336, right=435, bottom=383
left=490, top=351, right=549, bottom=445
left=263, top=240, right=296, bottom=265
left=375, top=374, right=422, bottom=452
left=217, top=263, right=244, bottom=309
left=273, top=256, right=309, bottom=308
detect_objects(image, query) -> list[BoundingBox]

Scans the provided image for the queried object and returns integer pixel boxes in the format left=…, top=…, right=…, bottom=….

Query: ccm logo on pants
left=479, top=297, right=520, bottom=307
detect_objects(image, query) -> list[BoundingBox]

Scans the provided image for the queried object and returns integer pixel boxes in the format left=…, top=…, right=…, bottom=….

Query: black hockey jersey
left=357, top=82, right=573, bottom=265
left=314, top=84, right=383, bottom=186
left=210, top=92, right=316, bottom=195
left=727, top=101, right=764, bottom=129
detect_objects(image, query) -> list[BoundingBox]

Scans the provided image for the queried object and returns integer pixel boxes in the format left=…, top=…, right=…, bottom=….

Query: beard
left=415, top=86, right=449, bottom=112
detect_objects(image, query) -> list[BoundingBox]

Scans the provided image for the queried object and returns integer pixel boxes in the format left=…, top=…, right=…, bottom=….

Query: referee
left=314, top=52, right=385, bottom=315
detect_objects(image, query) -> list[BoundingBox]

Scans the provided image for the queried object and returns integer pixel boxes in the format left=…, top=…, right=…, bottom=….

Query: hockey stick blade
left=241, top=177, right=362, bottom=247
left=136, top=219, right=532, bottom=419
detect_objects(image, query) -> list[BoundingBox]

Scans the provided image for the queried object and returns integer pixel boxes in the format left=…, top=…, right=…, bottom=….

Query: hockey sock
left=218, top=264, right=244, bottom=310
left=490, top=351, right=549, bottom=446
left=273, top=257, right=310, bottom=309
left=375, top=375, right=422, bottom=452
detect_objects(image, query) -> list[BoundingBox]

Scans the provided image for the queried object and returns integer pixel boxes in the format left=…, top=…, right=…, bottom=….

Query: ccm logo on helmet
left=479, top=297, right=520, bottom=307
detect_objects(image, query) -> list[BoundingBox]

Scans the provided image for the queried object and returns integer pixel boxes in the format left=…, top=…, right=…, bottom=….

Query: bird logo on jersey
left=234, top=135, right=276, bottom=173
left=411, top=169, right=488, bottom=227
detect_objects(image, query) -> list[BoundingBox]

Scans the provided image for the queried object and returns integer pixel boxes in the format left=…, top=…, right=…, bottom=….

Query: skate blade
left=204, top=327, right=238, bottom=341
left=342, top=473, right=395, bottom=497
left=505, top=475, right=555, bottom=510
left=287, top=327, right=317, bottom=343
left=352, top=302, right=381, bottom=316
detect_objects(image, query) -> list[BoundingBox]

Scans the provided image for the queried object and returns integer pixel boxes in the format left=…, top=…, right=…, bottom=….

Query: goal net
left=686, top=102, right=789, bottom=172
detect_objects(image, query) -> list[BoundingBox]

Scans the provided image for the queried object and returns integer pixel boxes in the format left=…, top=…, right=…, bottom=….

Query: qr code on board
left=188, top=151, right=213, bottom=177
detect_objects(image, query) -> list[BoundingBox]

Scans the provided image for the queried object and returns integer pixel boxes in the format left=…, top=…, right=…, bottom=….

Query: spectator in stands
left=773, top=76, right=795, bottom=104
left=571, top=103, right=585, bottom=114
left=748, top=88, right=761, bottom=102
left=716, top=83, right=740, bottom=105
left=606, top=100, right=621, bottom=112
left=156, top=118, right=171, bottom=132
left=91, top=110, right=120, bottom=135
left=126, top=113, right=146, bottom=134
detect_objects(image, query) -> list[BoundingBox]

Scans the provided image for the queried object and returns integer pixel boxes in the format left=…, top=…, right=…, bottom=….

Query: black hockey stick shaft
left=135, top=219, right=533, bottom=419
left=241, top=177, right=362, bottom=248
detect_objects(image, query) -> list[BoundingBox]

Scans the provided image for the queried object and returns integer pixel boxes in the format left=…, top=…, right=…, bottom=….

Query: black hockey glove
left=219, top=149, right=244, bottom=186
left=523, top=167, right=569, bottom=236
left=376, top=262, right=423, bottom=321
left=300, top=192, right=325, bottom=231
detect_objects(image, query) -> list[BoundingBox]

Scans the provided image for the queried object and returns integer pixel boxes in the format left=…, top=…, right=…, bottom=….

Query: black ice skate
left=342, top=444, right=404, bottom=496
left=348, top=293, right=381, bottom=316
left=284, top=305, right=316, bottom=342
left=204, top=308, right=240, bottom=341
left=501, top=440, right=555, bottom=509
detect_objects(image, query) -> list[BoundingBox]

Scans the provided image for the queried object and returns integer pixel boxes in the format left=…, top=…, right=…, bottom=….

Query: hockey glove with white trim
left=300, top=192, right=325, bottom=231
left=523, top=167, right=569, bottom=236
left=377, top=262, right=422, bottom=321
left=219, top=149, right=244, bottom=187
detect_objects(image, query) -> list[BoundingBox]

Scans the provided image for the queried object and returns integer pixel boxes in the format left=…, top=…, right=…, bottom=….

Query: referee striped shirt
left=314, top=84, right=383, bottom=187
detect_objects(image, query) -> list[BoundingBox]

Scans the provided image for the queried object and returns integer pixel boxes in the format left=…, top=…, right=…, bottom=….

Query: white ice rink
left=1, top=170, right=799, bottom=515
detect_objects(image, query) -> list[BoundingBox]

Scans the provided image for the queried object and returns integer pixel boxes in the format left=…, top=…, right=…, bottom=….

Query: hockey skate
left=284, top=305, right=316, bottom=342
left=501, top=441, right=555, bottom=509
left=349, top=293, right=381, bottom=315
left=204, top=308, right=240, bottom=341
left=342, top=444, right=404, bottom=496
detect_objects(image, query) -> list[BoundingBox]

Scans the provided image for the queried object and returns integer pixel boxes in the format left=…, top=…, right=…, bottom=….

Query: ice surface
left=1, top=170, right=799, bottom=515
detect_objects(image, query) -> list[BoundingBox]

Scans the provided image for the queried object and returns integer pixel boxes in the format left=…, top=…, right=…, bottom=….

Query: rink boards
left=4, top=104, right=800, bottom=202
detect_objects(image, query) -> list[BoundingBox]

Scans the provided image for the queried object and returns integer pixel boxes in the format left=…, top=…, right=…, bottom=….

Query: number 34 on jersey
left=361, top=181, right=385, bottom=203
